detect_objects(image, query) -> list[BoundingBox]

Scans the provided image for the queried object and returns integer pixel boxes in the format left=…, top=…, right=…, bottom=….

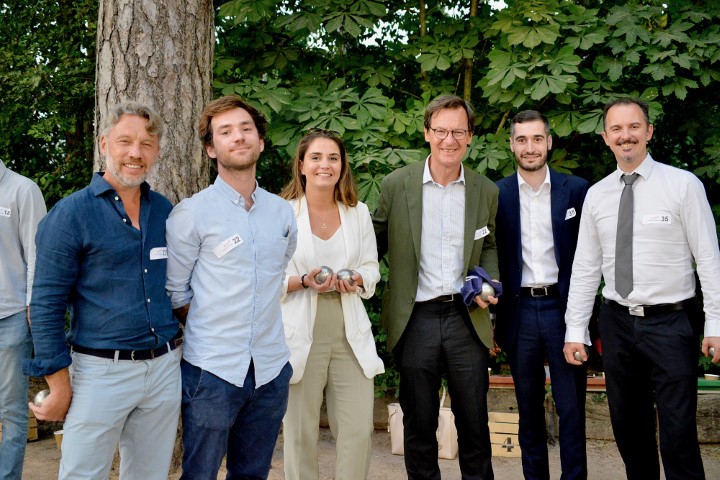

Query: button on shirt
left=26, top=173, right=178, bottom=377
left=518, top=168, right=559, bottom=287
left=416, top=156, right=466, bottom=301
left=166, top=176, right=298, bottom=388
left=565, top=155, right=720, bottom=344
left=0, top=160, right=46, bottom=318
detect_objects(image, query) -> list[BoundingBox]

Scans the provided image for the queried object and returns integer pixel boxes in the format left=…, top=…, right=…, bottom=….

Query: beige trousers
left=283, top=292, right=375, bottom=480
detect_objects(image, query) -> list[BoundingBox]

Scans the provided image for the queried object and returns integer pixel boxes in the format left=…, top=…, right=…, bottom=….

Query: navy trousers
left=508, top=292, right=587, bottom=480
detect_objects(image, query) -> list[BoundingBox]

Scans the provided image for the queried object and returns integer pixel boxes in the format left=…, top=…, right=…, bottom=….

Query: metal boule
left=314, top=266, right=333, bottom=284
left=336, top=269, right=355, bottom=285
left=573, top=351, right=583, bottom=362
left=710, top=347, right=716, bottom=357
left=479, top=282, right=495, bottom=301
left=33, top=389, right=51, bottom=407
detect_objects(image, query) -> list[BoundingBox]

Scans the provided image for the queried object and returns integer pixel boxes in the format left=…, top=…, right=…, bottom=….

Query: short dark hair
left=198, top=95, right=268, bottom=169
left=602, top=98, right=650, bottom=129
left=510, top=110, right=550, bottom=138
left=424, top=94, right=475, bottom=132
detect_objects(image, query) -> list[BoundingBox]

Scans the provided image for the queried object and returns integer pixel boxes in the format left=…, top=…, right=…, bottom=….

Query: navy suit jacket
left=494, top=167, right=589, bottom=352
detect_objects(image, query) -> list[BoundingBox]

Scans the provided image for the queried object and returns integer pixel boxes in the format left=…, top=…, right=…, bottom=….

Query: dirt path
left=23, top=426, right=720, bottom=479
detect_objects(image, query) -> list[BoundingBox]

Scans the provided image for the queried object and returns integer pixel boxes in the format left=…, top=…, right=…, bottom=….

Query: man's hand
left=563, top=342, right=587, bottom=365
left=30, top=368, right=72, bottom=422
left=702, top=336, right=720, bottom=364
left=474, top=294, right=498, bottom=309
left=173, top=304, right=190, bottom=326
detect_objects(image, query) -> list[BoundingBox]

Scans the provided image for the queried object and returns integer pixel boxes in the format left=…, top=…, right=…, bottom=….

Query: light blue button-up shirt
left=166, top=175, right=297, bottom=388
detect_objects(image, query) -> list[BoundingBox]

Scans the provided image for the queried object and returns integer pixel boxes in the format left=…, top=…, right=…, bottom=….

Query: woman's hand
left=305, top=267, right=337, bottom=293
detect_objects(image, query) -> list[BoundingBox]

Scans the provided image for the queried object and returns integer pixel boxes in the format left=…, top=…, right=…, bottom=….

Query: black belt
left=72, top=331, right=183, bottom=361
left=605, top=299, right=691, bottom=317
left=419, top=293, right=459, bottom=304
left=521, top=284, right=559, bottom=297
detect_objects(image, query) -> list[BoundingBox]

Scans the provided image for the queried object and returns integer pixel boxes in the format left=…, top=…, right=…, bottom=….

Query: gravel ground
left=23, top=425, right=720, bottom=479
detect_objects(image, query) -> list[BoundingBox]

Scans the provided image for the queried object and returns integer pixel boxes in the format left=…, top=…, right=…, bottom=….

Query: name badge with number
left=0, top=207, right=11, bottom=218
left=214, top=234, right=243, bottom=258
left=474, top=226, right=490, bottom=240
left=643, top=214, right=671, bottom=225
left=565, top=208, right=576, bottom=220
left=150, top=247, right=168, bottom=260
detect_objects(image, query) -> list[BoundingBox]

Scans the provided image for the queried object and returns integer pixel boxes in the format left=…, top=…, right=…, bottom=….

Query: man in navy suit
left=495, top=110, right=590, bottom=480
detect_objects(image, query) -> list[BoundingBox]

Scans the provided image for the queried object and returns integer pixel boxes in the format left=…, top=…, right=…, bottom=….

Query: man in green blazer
left=374, top=94, right=499, bottom=479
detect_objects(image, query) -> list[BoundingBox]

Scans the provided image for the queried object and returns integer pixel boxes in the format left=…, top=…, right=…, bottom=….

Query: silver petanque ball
left=573, top=351, right=584, bottom=362
left=314, top=266, right=333, bottom=284
left=33, top=389, right=51, bottom=407
left=479, top=282, right=495, bottom=301
left=710, top=347, right=716, bottom=357
left=336, top=269, right=355, bottom=285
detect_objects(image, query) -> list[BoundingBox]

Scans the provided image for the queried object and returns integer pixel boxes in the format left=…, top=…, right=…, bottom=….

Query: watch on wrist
left=300, top=274, right=309, bottom=289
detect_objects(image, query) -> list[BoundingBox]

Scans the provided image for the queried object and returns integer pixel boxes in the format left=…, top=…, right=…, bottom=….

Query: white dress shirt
left=565, top=155, right=720, bottom=344
left=416, top=156, right=466, bottom=302
left=518, top=167, right=559, bottom=287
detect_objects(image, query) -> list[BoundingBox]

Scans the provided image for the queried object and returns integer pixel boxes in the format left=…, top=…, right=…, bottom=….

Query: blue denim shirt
left=25, top=173, right=179, bottom=377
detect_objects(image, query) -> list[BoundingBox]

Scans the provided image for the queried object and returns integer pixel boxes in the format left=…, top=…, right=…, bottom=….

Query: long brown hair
left=280, top=129, right=358, bottom=207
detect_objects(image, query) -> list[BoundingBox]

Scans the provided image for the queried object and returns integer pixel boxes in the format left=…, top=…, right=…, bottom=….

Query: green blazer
left=373, top=160, right=499, bottom=352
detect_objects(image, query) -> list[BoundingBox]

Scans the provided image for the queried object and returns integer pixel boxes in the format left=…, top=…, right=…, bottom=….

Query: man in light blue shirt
left=166, top=95, right=297, bottom=479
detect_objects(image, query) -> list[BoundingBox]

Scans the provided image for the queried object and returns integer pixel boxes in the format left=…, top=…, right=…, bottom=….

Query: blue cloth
left=25, top=173, right=178, bottom=377
left=460, top=266, right=503, bottom=306
left=179, top=359, right=292, bottom=479
left=165, top=175, right=297, bottom=388
left=0, top=311, right=32, bottom=479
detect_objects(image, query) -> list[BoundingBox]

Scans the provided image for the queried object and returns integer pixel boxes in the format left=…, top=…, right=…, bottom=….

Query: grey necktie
left=615, top=173, right=639, bottom=298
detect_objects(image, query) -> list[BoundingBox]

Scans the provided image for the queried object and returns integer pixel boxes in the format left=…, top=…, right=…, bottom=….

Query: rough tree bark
left=94, top=0, right=214, bottom=204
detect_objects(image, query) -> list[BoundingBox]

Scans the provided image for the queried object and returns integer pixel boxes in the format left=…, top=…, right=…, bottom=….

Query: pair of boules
left=314, top=266, right=355, bottom=286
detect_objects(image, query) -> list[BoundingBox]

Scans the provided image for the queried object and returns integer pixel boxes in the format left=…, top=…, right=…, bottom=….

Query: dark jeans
left=395, top=298, right=494, bottom=480
left=509, top=293, right=587, bottom=480
left=599, top=304, right=705, bottom=480
left=180, top=359, right=292, bottom=480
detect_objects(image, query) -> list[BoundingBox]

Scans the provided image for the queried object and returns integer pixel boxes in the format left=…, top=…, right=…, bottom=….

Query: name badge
left=474, top=226, right=490, bottom=240
left=0, top=207, right=11, bottom=218
left=214, top=234, right=243, bottom=259
left=565, top=208, right=576, bottom=220
left=643, top=214, right=671, bottom=225
left=150, top=247, right=168, bottom=260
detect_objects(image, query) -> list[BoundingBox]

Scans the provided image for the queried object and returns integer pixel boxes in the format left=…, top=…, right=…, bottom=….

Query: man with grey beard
left=26, top=101, right=182, bottom=480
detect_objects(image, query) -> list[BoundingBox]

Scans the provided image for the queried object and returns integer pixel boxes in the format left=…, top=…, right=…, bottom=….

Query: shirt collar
left=214, top=174, right=259, bottom=207
left=90, top=172, right=151, bottom=200
left=422, top=155, right=465, bottom=185
left=615, top=154, right=654, bottom=184
left=516, top=166, right=551, bottom=191
left=0, top=159, right=6, bottom=182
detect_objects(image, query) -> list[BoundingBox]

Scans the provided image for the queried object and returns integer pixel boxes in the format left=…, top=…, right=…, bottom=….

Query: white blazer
left=281, top=197, right=385, bottom=384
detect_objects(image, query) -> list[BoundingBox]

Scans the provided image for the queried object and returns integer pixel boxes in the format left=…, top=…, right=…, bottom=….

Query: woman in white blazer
left=280, top=130, right=384, bottom=480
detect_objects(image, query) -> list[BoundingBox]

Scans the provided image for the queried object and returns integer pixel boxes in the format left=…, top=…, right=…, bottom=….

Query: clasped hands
left=303, top=267, right=361, bottom=294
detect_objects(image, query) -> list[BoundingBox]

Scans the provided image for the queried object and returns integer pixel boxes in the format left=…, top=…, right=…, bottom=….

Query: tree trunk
left=94, top=0, right=214, bottom=204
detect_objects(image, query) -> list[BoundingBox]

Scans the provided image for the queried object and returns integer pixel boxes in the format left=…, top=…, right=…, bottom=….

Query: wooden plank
left=489, top=421, right=519, bottom=435
left=490, top=432, right=519, bottom=444
left=488, top=412, right=519, bottom=423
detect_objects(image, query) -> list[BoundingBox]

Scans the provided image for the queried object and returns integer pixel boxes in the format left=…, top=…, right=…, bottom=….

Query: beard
left=516, top=153, right=548, bottom=172
left=105, top=152, right=151, bottom=188
left=217, top=149, right=260, bottom=172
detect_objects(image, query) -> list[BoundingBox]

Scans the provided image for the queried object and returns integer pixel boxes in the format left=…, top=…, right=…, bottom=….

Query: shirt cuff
left=704, top=317, right=720, bottom=338
left=23, top=350, right=72, bottom=378
left=564, top=325, right=591, bottom=346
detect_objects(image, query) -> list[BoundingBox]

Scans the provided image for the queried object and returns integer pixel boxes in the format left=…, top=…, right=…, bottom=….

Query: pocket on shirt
left=256, top=235, right=289, bottom=272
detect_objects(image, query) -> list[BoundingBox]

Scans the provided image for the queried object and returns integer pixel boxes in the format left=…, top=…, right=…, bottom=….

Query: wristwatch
left=300, top=274, right=309, bottom=289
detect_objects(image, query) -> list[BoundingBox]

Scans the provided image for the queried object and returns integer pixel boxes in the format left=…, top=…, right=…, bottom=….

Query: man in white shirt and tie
left=564, top=97, right=720, bottom=480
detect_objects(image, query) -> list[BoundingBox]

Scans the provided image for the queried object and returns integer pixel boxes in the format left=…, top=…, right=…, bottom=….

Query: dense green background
left=2, top=0, right=719, bottom=387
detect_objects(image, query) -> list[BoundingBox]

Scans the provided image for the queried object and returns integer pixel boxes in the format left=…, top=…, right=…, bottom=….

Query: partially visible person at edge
left=166, top=95, right=297, bottom=479
left=0, top=160, right=46, bottom=480
left=279, top=129, right=384, bottom=479
left=374, top=94, right=499, bottom=479
left=564, top=97, right=720, bottom=480
left=25, top=101, right=182, bottom=479
left=495, top=110, right=590, bottom=480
